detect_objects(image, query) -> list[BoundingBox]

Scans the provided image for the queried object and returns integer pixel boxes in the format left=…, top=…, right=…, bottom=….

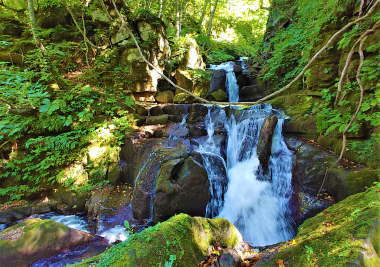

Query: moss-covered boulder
left=74, top=214, right=242, bottom=266
left=154, top=156, right=210, bottom=221
left=261, top=185, right=380, bottom=266
left=0, top=218, right=98, bottom=266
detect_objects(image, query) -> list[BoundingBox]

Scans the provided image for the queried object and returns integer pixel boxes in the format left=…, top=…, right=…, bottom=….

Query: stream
left=1, top=59, right=298, bottom=265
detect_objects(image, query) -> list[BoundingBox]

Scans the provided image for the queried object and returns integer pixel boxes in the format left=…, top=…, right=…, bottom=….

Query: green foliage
left=0, top=63, right=134, bottom=202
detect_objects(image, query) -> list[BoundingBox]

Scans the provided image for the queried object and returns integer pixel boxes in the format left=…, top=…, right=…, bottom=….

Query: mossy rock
left=173, top=92, right=194, bottom=104
left=210, top=89, right=228, bottom=102
left=324, top=168, right=380, bottom=201
left=74, top=214, right=242, bottom=266
left=261, top=185, right=380, bottom=266
left=0, top=218, right=96, bottom=266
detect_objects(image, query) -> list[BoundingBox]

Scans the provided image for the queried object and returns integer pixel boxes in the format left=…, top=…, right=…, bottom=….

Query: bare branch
left=66, top=5, right=99, bottom=48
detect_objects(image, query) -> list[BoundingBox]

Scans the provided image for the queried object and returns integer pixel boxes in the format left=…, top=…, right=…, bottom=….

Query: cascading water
left=210, top=62, right=240, bottom=102
left=196, top=104, right=295, bottom=246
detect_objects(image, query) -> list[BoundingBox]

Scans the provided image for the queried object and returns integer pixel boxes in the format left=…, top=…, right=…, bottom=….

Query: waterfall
left=210, top=62, right=240, bottom=102
left=196, top=104, right=295, bottom=246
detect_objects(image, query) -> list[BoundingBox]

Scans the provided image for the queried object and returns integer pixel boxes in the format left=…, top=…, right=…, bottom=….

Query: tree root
left=337, top=34, right=368, bottom=162
left=334, top=21, right=379, bottom=106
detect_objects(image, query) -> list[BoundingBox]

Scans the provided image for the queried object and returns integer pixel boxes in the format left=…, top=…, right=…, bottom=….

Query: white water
left=210, top=62, right=240, bottom=102
left=33, top=212, right=128, bottom=244
left=197, top=105, right=295, bottom=246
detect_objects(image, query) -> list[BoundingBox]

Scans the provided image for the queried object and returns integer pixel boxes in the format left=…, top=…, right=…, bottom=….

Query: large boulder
left=86, top=185, right=133, bottom=232
left=131, top=144, right=188, bottom=221
left=261, top=185, right=380, bottom=266
left=257, top=115, right=278, bottom=174
left=239, top=84, right=265, bottom=101
left=180, top=37, right=205, bottom=69
left=0, top=218, right=100, bottom=266
left=154, top=156, right=210, bottom=222
left=118, top=21, right=170, bottom=94
left=74, top=214, right=242, bottom=266
left=209, top=69, right=227, bottom=95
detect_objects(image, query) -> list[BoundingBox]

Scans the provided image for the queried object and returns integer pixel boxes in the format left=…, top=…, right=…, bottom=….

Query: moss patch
left=263, top=185, right=380, bottom=266
left=74, top=214, right=242, bottom=267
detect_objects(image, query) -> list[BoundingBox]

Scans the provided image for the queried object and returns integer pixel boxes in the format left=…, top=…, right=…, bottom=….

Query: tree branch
left=66, top=5, right=99, bottom=48
left=107, top=0, right=378, bottom=107
left=235, top=0, right=379, bottom=106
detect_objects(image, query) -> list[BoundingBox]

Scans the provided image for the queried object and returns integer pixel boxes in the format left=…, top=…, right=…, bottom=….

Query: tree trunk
left=159, top=0, right=164, bottom=18
left=27, top=0, right=39, bottom=46
left=176, top=1, right=182, bottom=38
left=207, top=0, right=219, bottom=37
left=199, top=0, right=211, bottom=25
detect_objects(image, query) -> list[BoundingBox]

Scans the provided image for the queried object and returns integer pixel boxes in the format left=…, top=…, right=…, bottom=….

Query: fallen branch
left=109, top=0, right=378, bottom=107
left=66, top=5, right=99, bottom=49
left=337, top=34, right=368, bottom=162
left=238, top=0, right=379, bottom=106
left=334, top=21, right=379, bottom=106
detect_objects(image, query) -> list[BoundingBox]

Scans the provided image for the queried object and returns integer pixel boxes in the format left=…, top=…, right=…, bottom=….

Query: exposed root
left=335, top=20, right=380, bottom=106
left=337, top=34, right=368, bottom=162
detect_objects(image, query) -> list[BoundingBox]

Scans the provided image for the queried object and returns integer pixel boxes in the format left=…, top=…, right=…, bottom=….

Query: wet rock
left=149, top=106, right=164, bottom=116
left=233, top=65, right=243, bottom=74
left=131, top=144, right=188, bottom=221
left=0, top=218, right=100, bottom=266
left=257, top=115, right=278, bottom=174
left=145, top=114, right=169, bottom=125
left=120, top=138, right=162, bottom=185
left=236, top=73, right=251, bottom=88
left=296, top=192, right=334, bottom=225
left=188, top=124, right=207, bottom=137
left=81, top=214, right=242, bottom=266
left=209, top=69, right=227, bottom=94
left=218, top=253, right=238, bottom=267
left=155, top=90, right=174, bottom=103
left=162, top=104, right=190, bottom=115
left=189, top=104, right=209, bottom=123
left=168, top=115, right=182, bottom=123
left=239, top=84, right=265, bottom=101
left=154, top=156, right=210, bottom=222
left=86, top=185, right=133, bottom=232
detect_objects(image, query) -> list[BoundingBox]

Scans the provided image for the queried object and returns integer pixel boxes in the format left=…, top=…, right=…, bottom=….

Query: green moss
left=264, top=185, right=380, bottom=266
left=210, top=89, right=228, bottom=102
left=74, top=214, right=242, bottom=267
left=0, top=218, right=70, bottom=257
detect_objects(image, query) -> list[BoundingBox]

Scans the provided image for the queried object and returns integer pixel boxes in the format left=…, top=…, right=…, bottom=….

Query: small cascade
left=210, top=62, right=240, bottom=102
left=29, top=212, right=129, bottom=244
left=196, top=104, right=295, bottom=246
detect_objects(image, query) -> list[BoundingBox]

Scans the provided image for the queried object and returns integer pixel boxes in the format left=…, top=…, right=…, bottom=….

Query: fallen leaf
left=276, top=259, right=285, bottom=267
